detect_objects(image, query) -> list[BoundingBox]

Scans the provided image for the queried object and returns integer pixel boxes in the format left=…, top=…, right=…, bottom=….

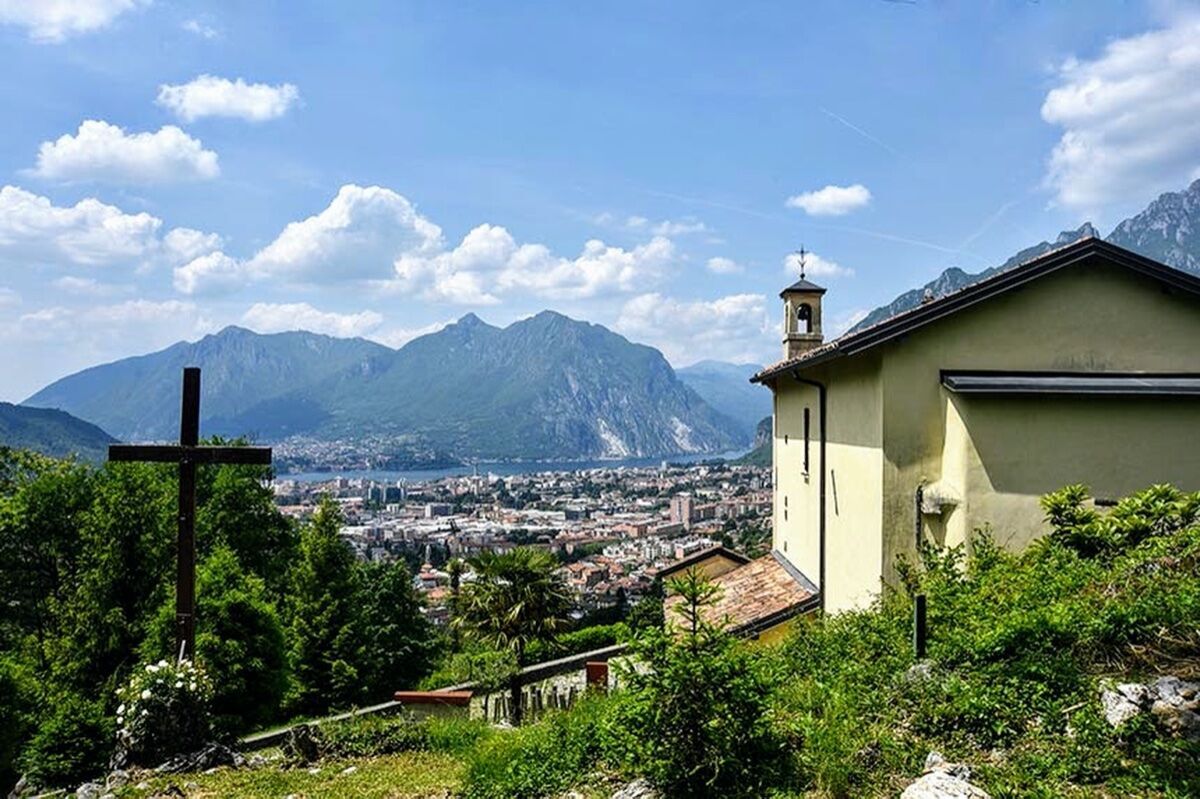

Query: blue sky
left=2, top=0, right=1199, bottom=400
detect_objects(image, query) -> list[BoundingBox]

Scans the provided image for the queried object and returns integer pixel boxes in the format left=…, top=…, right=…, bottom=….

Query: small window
left=803, top=407, right=811, bottom=473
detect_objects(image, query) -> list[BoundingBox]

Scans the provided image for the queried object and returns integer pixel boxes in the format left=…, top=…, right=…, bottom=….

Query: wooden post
left=913, top=593, right=927, bottom=660
left=177, top=367, right=200, bottom=661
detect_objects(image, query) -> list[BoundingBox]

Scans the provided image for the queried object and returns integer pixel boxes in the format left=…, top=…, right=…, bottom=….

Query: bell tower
left=781, top=247, right=826, bottom=359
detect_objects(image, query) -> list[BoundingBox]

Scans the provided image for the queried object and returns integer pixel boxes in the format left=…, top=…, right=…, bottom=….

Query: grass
left=113, top=751, right=463, bottom=798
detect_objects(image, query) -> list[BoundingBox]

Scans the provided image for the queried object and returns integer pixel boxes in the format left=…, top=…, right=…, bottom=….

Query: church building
left=752, top=236, right=1200, bottom=613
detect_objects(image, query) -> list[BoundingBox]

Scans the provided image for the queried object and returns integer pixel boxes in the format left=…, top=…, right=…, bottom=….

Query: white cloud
left=615, top=292, right=772, bottom=366
left=241, top=302, right=384, bottom=338
left=181, top=18, right=218, bottom=39
left=0, top=287, right=18, bottom=306
left=163, top=227, right=223, bottom=263
left=393, top=224, right=675, bottom=304
left=250, top=184, right=442, bottom=283
left=51, top=275, right=125, bottom=296
left=596, top=213, right=708, bottom=236
left=785, top=184, right=872, bottom=216
left=31, top=120, right=220, bottom=184
left=0, top=185, right=220, bottom=271
left=173, top=251, right=242, bottom=295
left=830, top=308, right=869, bottom=336
left=369, top=319, right=453, bottom=349
left=7, top=299, right=202, bottom=344
left=0, top=0, right=146, bottom=42
left=174, top=184, right=676, bottom=301
left=782, top=250, right=854, bottom=279
left=1041, top=17, right=1200, bottom=211
left=157, top=75, right=300, bottom=122
left=706, top=256, right=742, bottom=274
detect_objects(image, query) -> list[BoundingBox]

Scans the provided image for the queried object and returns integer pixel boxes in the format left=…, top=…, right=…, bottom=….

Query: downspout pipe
left=790, top=370, right=827, bottom=614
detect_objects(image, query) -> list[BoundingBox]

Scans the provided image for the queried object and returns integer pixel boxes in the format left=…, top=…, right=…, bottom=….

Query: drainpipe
left=790, top=370, right=826, bottom=614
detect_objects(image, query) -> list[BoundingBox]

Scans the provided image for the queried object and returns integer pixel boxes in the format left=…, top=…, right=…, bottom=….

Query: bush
left=318, top=714, right=491, bottom=759
left=420, top=645, right=519, bottom=693
left=18, top=694, right=112, bottom=790
left=462, top=696, right=609, bottom=799
left=523, top=622, right=627, bottom=664
left=113, top=659, right=213, bottom=768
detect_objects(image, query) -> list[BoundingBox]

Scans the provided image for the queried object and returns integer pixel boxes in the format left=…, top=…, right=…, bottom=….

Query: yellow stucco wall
left=774, top=353, right=883, bottom=613
left=770, top=256, right=1200, bottom=612
left=877, top=259, right=1200, bottom=596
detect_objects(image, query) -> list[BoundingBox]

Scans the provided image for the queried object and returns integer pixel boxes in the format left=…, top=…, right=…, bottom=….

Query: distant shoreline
left=279, top=449, right=751, bottom=483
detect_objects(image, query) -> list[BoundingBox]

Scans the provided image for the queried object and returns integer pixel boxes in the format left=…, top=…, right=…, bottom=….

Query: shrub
left=462, top=696, right=609, bottom=799
left=112, top=659, right=213, bottom=768
left=420, top=645, right=519, bottom=693
left=18, top=694, right=112, bottom=790
left=318, top=714, right=491, bottom=759
left=523, top=622, right=627, bottom=663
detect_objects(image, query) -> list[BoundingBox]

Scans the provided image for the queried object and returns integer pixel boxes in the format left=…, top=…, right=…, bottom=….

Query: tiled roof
left=665, top=551, right=818, bottom=636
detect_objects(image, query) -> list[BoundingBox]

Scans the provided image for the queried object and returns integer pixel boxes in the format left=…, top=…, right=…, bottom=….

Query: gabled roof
left=665, top=550, right=818, bottom=637
left=752, top=237, right=1200, bottom=384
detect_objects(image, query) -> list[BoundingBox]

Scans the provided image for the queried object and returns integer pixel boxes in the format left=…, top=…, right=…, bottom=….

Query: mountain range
left=25, top=312, right=748, bottom=462
left=0, top=402, right=116, bottom=462
left=852, top=178, right=1200, bottom=332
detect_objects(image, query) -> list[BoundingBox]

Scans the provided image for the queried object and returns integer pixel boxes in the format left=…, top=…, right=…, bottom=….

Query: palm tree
left=452, top=547, right=572, bottom=724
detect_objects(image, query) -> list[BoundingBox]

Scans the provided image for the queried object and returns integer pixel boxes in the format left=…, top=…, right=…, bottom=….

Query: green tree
left=142, top=545, right=288, bottom=732
left=0, top=450, right=95, bottom=661
left=197, top=457, right=297, bottom=596
left=49, top=463, right=174, bottom=695
left=610, top=570, right=784, bottom=797
left=453, top=548, right=571, bottom=724
left=286, top=497, right=364, bottom=715
left=357, top=560, right=437, bottom=699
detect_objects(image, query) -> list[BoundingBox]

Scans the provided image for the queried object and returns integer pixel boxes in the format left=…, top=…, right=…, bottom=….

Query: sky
left=3, top=0, right=1200, bottom=401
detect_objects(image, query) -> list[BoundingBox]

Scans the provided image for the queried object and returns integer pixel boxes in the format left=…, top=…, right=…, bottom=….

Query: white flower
left=157, top=659, right=169, bottom=668
left=145, top=664, right=156, bottom=673
left=140, top=689, right=151, bottom=700
left=189, top=682, right=196, bottom=691
left=117, top=704, right=126, bottom=714
left=175, top=681, right=183, bottom=688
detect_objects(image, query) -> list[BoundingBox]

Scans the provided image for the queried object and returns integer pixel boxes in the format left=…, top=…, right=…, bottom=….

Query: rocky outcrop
left=900, top=752, right=991, bottom=799
left=1100, top=676, right=1200, bottom=740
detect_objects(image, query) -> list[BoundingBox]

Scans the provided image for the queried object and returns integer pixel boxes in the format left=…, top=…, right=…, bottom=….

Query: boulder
left=611, top=779, right=660, bottom=799
left=1100, top=682, right=1150, bottom=727
left=900, top=752, right=990, bottom=799
left=281, top=723, right=324, bottom=764
left=1100, top=676, right=1200, bottom=740
left=154, top=742, right=244, bottom=774
left=74, top=783, right=103, bottom=799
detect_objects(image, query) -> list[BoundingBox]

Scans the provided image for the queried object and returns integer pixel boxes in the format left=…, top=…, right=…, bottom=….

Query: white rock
left=1100, top=681, right=1150, bottom=727
left=339, top=766, right=357, bottom=776
left=610, top=778, right=660, bottom=799
left=75, top=782, right=103, bottom=799
left=901, top=770, right=991, bottom=799
left=1148, top=676, right=1200, bottom=741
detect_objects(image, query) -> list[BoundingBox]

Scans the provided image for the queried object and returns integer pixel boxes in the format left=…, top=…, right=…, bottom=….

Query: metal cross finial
left=794, top=246, right=808, bottom=280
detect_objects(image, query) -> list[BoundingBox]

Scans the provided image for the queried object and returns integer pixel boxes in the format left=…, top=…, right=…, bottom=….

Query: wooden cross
left=108, top=367, right=272, bottom=661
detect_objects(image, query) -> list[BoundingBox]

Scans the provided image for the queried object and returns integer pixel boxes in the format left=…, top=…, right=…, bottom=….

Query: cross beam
left=107, top=367, right=272, bottom=661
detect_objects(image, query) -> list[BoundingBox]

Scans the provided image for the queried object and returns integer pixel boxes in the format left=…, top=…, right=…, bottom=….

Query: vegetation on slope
left=0, top=404, right=116, bottom=462
left=453, top=484, right=1200, bottom=797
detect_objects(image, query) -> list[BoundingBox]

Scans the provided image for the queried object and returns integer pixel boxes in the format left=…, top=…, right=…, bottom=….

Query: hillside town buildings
left=271, top=461, right=770, bottom=625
